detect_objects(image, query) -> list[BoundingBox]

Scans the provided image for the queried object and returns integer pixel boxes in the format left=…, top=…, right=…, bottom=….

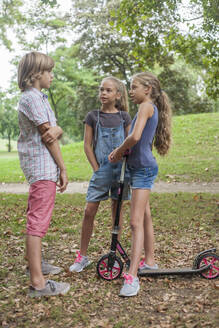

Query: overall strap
left=94, top=110, right=100, bottom=144
left=119, top=110, right=125, bottom=125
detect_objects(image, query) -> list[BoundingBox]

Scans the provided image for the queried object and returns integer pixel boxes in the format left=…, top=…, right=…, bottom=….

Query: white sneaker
left=119, top=273, right=140, bottom=297
left=26, top=259, right=62, bottom=276
left=69, top=251, right=90, bottom=272
left=138, top=259, right=158, bottom=273
left=29, top=280, right=70, bottom=298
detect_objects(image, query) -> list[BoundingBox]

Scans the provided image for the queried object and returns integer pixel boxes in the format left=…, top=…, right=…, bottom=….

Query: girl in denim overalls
left=69, top=76, right=131, bottom=273
left=109, top=72, right=172, bottom=297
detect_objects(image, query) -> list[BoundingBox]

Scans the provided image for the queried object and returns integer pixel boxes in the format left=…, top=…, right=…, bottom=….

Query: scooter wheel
left=195, top=252, right=219, bottom=279
left=96, top=254, right=123, bottom=280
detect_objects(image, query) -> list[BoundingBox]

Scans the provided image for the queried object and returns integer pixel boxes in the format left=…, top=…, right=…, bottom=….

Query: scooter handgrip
left=124, top=149, right=130, bottom=157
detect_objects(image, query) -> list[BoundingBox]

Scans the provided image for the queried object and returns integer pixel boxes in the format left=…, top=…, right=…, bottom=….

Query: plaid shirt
left=17, top=87, right=59, bottom=184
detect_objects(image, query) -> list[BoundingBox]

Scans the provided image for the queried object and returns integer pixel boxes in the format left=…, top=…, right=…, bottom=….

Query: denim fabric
left=86, top=160, right=130, bottom=202
left=128, top=165, right=158, bottom=190
left=94, top=111, right=125, bottom=165
left=86, top=110, right=130, bottom=202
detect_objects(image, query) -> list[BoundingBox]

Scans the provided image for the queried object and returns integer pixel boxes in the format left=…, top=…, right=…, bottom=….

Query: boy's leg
left=26, top=181, right=55, bottom=288
left=80, top=201, right=100, bottom=255
left=26, top=235, right=45, bottom=289
left=26, top=180, right=70, bottom=297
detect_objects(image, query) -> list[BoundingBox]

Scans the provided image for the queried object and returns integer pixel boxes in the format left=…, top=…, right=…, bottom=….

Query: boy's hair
left=18, top=51, right=54, bottom=92
left=132, top=72, right=172, bottom=156
left=102, top=76, right=129, bottom=112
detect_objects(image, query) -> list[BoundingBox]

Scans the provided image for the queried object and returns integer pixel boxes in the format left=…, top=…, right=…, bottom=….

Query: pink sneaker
left=69, top=251, right=90, bottom=272
left=119, top=273, right=140, bottom=297
left=139, top=258, right=158, bottom=272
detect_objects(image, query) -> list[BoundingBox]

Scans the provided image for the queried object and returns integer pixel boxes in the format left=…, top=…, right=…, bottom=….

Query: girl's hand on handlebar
left=108, top=148, right=123, bottom=162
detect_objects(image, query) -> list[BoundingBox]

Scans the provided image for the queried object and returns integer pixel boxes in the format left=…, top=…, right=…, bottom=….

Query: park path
left=0, top=181, right=219, bottom=194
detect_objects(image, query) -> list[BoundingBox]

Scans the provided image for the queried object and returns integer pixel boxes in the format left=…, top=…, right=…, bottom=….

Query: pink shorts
left=26, top=180, right=56, bottom=238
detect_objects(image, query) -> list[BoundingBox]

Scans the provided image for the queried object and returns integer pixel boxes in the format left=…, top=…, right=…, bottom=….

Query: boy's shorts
left=26, top=180, right=56, bottom=238
left=129, top=165, right=158, bottom=190
left=86, top=161, right=130, bottom=202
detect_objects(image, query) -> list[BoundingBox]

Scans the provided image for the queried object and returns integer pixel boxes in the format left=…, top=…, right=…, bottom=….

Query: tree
left=114, top=0, right=219, bottom=99
left=15, top=1, right=70, bottom=53
left=48, top=45, right=101, bottom=141
left=0, top=0, right=24, bottom=50
left=0, top=92, right=19, bottom=152
left=70, top=0, right=138, bottom=82
left=157, top=64, right=214, bottom=115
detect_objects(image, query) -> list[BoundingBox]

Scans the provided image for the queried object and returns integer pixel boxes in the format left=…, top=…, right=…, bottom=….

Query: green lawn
left=0, top=193, right=218, bottom=327
left=0, top=112, right=218, bottom=183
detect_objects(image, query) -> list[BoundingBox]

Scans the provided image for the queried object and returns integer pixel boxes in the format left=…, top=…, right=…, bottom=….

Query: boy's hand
left=57, top=169, right=68, bottom=193
left=42, top=126, right=63, bottom=144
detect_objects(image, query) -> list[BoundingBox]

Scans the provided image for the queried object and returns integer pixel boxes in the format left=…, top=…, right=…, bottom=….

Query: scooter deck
left=138, top=264, right=211, bottom=277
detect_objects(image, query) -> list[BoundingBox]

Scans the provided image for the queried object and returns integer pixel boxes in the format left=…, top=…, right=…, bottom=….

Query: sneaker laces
left=47, top=280, right=56, bottom=292
left=74, top=250, right=83, bottom=263
left=122, top=273, right=134, bottom=284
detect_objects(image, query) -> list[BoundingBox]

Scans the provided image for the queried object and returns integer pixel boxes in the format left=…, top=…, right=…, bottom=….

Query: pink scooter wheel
left=196, top=252, right=219, bottom=279
left=97, top=254, right=123, bottom=280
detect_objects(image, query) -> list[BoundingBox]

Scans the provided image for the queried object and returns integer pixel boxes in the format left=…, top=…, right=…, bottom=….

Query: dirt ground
left=0, top=181, right=219, bottom=194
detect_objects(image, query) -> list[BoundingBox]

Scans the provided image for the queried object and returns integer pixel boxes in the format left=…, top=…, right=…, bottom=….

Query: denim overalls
left=86, top=110, right=130, bottom=202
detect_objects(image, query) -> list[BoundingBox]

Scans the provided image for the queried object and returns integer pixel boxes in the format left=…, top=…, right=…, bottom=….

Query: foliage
left=114, top=0, right=219, bottom=99
left=0, top=192, right=218, bottom=327
left=15, top=0, right=70, bottom=53
left=67, top=0, right=218, bottom=119
left=0, top=0, right=24, bottom=49
left=158, top=65, right=215, bottom=114
left=48, top=45, right=101, bottom=140
left=0, top=0, right=68, bottom=51
left=71, top=0, right=139, bottom=82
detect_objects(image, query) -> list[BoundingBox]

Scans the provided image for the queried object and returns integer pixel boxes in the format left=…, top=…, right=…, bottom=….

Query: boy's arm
left=41, top=124, right=63, bottom=144
left=38, top=123, right=68, bottom=192
left=84, top=124, right=99, bottom=172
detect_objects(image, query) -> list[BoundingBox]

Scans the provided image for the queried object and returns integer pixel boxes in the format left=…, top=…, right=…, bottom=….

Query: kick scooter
left=96, top=155, right=219, bottom=281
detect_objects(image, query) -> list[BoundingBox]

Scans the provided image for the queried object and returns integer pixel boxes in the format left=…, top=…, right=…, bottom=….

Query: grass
left=0, top=192, right=219, bottom=327
left=0, top=112, right=218, bottom=183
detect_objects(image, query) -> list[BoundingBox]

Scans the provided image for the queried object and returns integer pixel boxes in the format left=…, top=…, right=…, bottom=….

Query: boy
left=17, top=51, right=70, bottom=297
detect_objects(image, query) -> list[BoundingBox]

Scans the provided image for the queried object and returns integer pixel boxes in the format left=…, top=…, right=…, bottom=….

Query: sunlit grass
left=0, top=112, right=218, bottom=183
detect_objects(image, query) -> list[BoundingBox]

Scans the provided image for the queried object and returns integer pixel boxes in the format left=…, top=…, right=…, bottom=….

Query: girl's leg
left=128, top=189, right=150, bottom=277
left=26, top=235, right=45, bottom=289
left=143, top=199, right=156, bottom=266
left=111, top=199, right=123, bottom=241
left=80, top=201, right=100, bottom=256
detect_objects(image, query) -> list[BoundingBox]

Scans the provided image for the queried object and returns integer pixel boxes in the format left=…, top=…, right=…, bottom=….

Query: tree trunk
left=8, top=134, right=11, bottom=152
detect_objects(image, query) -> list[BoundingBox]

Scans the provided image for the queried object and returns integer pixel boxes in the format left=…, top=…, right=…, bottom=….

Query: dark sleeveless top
left=127, top=104, right=158, bottom=168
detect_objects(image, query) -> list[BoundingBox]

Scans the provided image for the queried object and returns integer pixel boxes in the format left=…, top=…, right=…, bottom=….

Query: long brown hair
left=132, top=72, right=172, bottom=156
left=18, top=51, right=54, bottom=92
left=102, top=76, right=129, bottom=112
